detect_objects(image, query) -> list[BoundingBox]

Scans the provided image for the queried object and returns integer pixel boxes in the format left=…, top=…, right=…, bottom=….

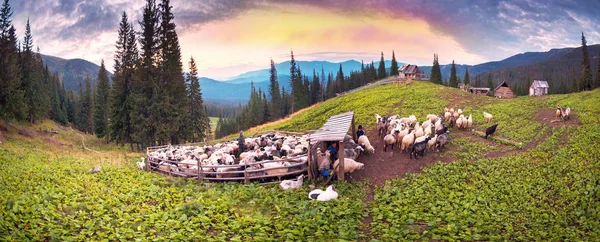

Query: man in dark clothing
left=237, top=131, right=245, bottom=158
left=356, top=125, right=365, bottom=139
left=327, top=142, right=338, bottom=162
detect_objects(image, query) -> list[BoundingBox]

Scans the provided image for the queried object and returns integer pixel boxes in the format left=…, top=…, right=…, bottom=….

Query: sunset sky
left=10, top=0, right=600, bottom=79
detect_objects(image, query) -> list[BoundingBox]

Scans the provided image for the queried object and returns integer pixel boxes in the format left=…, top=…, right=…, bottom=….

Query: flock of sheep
left=376, top=107, right=489, bottom=159
left=145, top=133, right=312, bottom=180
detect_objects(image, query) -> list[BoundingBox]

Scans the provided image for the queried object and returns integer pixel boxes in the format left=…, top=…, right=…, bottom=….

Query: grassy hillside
left=1, top=81, right=599, bottom=240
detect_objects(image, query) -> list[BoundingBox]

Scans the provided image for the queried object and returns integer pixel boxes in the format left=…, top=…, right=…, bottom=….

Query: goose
left=280, top=174, right=304, bottom=190
left=137, top=157, right=146, bottom=170
left=308, top=185, right=338, bottom=201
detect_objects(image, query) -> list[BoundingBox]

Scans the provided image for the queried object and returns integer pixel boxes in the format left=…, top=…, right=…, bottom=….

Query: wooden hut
left=307, top=111, right=355, bottom=181
left=468, top=87, right=490, bottom=96
left=529, top=80, right=549, bottom=96
left=493, top=81, right=515, bottom=98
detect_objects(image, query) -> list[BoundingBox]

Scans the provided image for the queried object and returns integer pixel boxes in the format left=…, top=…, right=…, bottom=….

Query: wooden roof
left=308, top=111, right=354, bottom=142
left=493, top=81, right=511, bottom=92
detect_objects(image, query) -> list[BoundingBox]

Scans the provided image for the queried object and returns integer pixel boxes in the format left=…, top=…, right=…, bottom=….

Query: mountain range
left=42, top=44, right=599, bottom=103
left=41, top=54, right=112, bottom=91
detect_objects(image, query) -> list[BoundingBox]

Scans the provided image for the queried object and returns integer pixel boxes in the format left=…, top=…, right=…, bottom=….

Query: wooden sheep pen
left=146, top=145, right=308, bottom=184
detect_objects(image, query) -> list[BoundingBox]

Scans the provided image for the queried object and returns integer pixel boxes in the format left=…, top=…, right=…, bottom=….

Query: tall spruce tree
left=268, top=58, right=281, bottom=120
left=449, top=60, right=458, bottom=88
left=132, top=0, right=159, bottom=148
left=464, top=67, right=470, bottom=86
left=94, top=60, right=111, bottom=142
left=186, top=57, right=207, bottom=142
left=20, top=19, right=45, bottom=124
left=390, top=51, right=399, bottom=76
left=157, top=0, right=187, bottom=144
left=0, top=0, right=24, bottom=121
left=80, top=77, right=94, bottom=134
left=580, top=32, right=593, bottom=91
left=377, top=52, right=387, bottom=79
left=289, top=51, right=297, bottom=113
left=310, top=69, right=320, bottom=105
left=262, top=92, right=269, bottom=123
left=110, top=12, right=137, bottom=150
left=336, top=64, right=344, bottom=92
left=430, top=54, right=442, bottom=85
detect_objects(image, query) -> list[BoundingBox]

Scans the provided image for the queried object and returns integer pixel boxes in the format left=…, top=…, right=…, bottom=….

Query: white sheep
left=414, top=123, right=424, bottom=138
left=408, top=115, right=417, bottom=126
left=457, top=108, right=463, bottom=116
left=426, top=114, right=438, bottom=123
left=401, top=132, right=416, bottom=153
left=444, top=111, right=452, bottom=122
left=333, top=158, right=364, bottom=174
left=483, top=111, right=493, bottom=122
left=427, top=134, right=438, bottom=152
left=357, top=135, right=375, bottom=154
left=456, top=115, right=464, bottom=129
left=263, top=161, right=291, bottom=176
left=383, top=131, right=398, bottom=152
left=467, top=114, right=473, bottom=128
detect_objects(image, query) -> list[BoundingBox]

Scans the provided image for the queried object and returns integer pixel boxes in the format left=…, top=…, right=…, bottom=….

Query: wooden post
left=197, top=160, right=201, bottom=183
left=338, top=141, right=345, bottom=181
left=307, top=140, right=312, bottom=180
left=244, top=169, right=249, bottom=184
left=351, top=116, right=356, bottom=142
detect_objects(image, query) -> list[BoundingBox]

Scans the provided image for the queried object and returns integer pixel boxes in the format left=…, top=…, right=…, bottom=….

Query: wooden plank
left=351, top=116, right=356, bottom=142
left=338, top=141, right=345, bottom=181
left=307, top=140, right=312, bottom=180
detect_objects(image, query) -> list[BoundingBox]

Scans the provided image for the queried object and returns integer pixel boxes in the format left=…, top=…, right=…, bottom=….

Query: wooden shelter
left=468, top=87, right=490, bottom=96
left=307, top=111, right=355, bottom=181
left=493, top=81, right=515, bottom=98
left=529, top=80, right=549, bottom=96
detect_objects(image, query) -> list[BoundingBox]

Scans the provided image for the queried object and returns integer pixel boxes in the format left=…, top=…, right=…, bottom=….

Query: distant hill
left=419, top=47, right=578, bottom=82
left=41, top=54, right=112, bottom=91
left=473, top=44, right=600, bottom=95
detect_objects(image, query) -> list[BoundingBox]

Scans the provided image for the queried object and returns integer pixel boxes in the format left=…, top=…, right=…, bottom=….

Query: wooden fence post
left=307, top=140, right=312, bottom=180
left=338, top=141, right=345, bottom=181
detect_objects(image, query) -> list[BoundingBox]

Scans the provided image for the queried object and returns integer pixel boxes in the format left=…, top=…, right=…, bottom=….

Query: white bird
left=280, top=174, right=304, bottom=190
left=137, top=157, right=146, bottom=170
left=308, top=185, right=338, bottom=201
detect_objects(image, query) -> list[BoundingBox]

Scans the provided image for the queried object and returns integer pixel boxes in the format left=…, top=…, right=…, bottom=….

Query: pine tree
left=268, top=58, right=281, bottom=120
left=558, top=76, right=567, bottom=94
left=20, top=19, right=45, bottom=124
left=389, top=51, right=399, bottom=76
left=430, top=54, right=442, bottom=85
left=580, top=32, right=593, bottom=91
left=310, top=69, right=320, bottom=105
left=464, top=67, right=470, bottom=86
left=289, top=50, right=297, bottom=113
left=449, top=60, right=458, bottom=88
left=262, top=92, right=269, bottom=123
left=377, top=52, right=387, bottom=79
left=336, top=64, right=344, bottom=92
left=132, top=0, right=159, bottom=148
left=94, top=60, right=111, bottom=142
left=486, top=73, right=495, bottom=92
left=79, top=77, right=94, bottom=134
left=66, top=90, right=77, bottom=125
left=281, top=86, right=290, bottom=116
left=110, top=12, right=137, bottom=150
left=186, top=57, right=207, bottom=142
left=157, top=0, right=187, bottom=144
left=0, top=0, right=24, bottom=121
left=320, top=67, right=325, bottom=101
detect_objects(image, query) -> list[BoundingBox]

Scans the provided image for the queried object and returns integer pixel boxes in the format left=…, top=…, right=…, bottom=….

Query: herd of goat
left=376, top=107, right=499, bottom=159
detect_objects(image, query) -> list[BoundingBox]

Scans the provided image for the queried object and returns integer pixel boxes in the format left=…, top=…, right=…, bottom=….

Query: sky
left=9, top=0, right=600, bottom=80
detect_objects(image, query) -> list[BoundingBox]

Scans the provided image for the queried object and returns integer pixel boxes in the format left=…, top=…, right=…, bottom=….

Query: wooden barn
left=493, top=81, right=515, bottom=98
left=529, top=80, right=549, bottom=96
